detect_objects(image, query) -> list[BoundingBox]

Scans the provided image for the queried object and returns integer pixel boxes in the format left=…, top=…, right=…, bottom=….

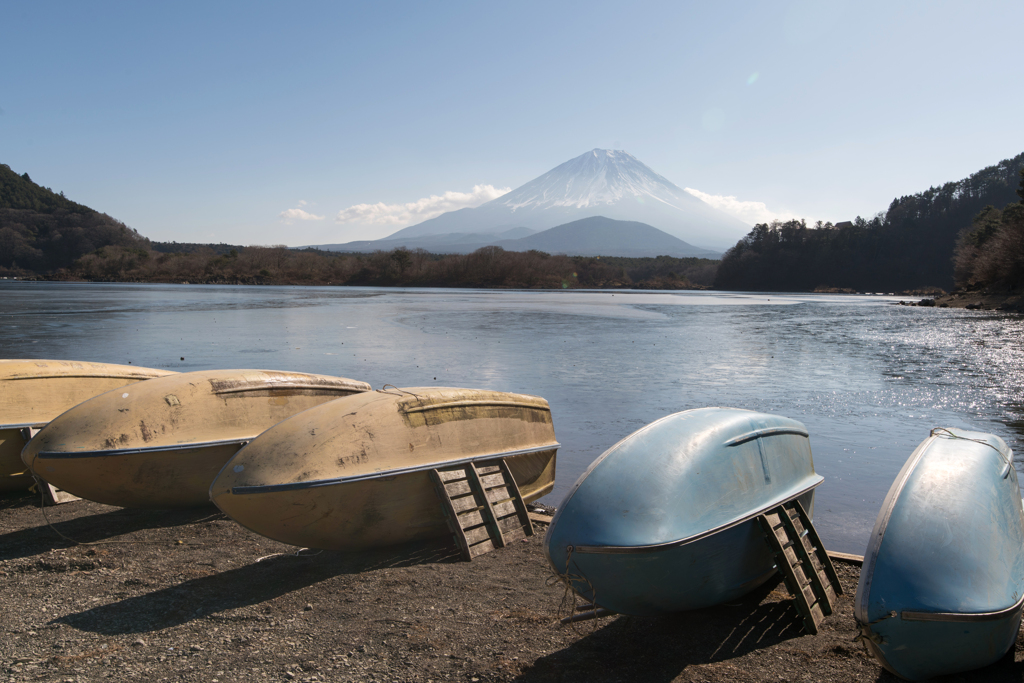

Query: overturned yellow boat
left=210, top=387, right=559, bottom=552
left=0, top=359, right=174, bottom=492
left=22, top=369, right=371, bottom=507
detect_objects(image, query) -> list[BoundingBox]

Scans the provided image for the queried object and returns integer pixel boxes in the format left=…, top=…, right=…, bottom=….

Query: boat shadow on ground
left=0, top=489, right=42, bottom=512
left=877, top=645, right=1024, bottom=683
left=516, top=575, right=808, bottom=683
left=0, top=502, right=224, bottom=561
left=53, top=540, right=463, bottom=636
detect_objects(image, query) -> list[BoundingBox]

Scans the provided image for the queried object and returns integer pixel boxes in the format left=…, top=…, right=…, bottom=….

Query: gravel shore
left=3, top=492, right=1023, bottom=682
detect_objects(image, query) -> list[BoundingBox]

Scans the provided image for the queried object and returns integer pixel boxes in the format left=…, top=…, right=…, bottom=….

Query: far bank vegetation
left=713, top=154, right=1024, bottom=292
left=5, top=157, right=1024, bottom=294
left=953, top=197, right=1024, bottom=291
left=54, top=244, right=718, bottom=290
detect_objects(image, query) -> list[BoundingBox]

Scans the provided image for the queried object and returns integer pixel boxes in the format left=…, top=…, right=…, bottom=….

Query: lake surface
left=2, top=281, right=1022, bottom=554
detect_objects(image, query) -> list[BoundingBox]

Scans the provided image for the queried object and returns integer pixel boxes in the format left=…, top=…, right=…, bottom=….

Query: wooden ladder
left=430, top=459, right=534, bottom=561
left=758, top=499, right=842, bottom=635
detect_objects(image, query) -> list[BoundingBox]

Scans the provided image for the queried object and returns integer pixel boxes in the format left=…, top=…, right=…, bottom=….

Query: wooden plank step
left=450, top=494, right=482, bottom=514
left=463, top=524, right=492, bottom=545
left=479, top=472, right=505, bottom=487
left=457, top=509, right=486, bottom=529
left=468, top=538, right=496, bottom=558
left=436, top=469, right=469, bottom=483
left=444, top=479, right=473, bottom=496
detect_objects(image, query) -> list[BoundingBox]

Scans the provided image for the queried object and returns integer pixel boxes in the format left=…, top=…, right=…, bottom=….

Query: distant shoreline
left=932, top=290, right=1024, bottom=312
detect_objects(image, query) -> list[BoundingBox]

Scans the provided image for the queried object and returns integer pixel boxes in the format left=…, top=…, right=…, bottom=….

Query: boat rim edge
left=570, top=477, right=823, bottom=554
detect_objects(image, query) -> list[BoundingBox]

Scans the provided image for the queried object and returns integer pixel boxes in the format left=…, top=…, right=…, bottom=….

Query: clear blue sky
left=2, top=1, right=1022, bottom=245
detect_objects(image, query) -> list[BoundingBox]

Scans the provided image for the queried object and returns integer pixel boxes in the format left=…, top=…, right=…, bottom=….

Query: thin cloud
left=335, top=184, right=511, bottom=226
left=684, top=187, right=808, bottom=226
left=279, top=204, right=325, bottom=223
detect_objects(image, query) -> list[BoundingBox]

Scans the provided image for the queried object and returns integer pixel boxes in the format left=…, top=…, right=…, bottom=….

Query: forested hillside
left=953, top=171, right=1024, bottom=290
left=0, top=164, right=148, bottom=273
left=61, top=244, right=718, bottom=289
left=715, top=152, right=1024, bottom=291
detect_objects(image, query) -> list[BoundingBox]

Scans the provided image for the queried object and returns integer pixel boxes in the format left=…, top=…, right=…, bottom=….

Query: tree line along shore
left=41, top=244, right=719, bottom=290
left=2, top=155, right=1023, bottom=296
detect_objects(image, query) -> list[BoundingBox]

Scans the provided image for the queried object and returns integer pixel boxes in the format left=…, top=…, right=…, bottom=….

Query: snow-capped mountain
left=385, top=149, right=751, bottom=249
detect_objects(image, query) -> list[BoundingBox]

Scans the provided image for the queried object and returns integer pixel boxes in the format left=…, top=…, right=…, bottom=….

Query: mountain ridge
left=309, top=215, right=721, bottom=258
left=380, top=149, right=750, bottom=249
left=0, top=163, right=147, bottom=273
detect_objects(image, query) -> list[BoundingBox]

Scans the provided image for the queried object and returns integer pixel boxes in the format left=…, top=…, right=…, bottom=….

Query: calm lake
left=2, top=281, right=1022, bottom=554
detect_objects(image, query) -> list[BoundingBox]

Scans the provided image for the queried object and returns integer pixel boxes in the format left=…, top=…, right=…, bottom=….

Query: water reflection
left=1, top=282, right=1021, bottom=554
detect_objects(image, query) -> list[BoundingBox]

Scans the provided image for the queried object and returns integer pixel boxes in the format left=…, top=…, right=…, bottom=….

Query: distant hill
left=310, top=227, right=537, bottom=255
left=715, top=151, right=1024, bottom=291
left=311, top=216, right=721, bottom=259
left=0, top=164, right=147, bottom=273
left=492, top=216, right=720, bottom=258
left=0, top=166, right=93, bottom=214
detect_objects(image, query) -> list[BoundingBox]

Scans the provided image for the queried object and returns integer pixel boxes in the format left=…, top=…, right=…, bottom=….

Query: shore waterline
left=2, top=281, right=1021, bottom=554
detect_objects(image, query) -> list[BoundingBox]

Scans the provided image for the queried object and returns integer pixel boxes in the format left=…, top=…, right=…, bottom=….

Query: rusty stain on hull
left=211, top=387, right=558, bottom=551
left=398, top=395, right=552, bottom=429
left=22, top=369, right=371, bottom=507
left=0, top=359, right=174, bottom=492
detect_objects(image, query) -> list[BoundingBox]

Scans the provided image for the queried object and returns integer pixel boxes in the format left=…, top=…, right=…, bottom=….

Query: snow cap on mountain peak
left=385, top=148, right=752, bottom=249
left=498, top=148, right=682, bottom=211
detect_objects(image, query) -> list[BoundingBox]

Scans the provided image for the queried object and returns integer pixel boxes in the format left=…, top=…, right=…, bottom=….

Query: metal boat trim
left=213, top=383, right=367, bottom=396
left=401, top=399, right=551, bottom=414
left=723, top=426, right=809, bottom=447
left=228, top=442, right=560, bottom=495
left=901, top=591, right=1024, bottom=622
left=3, top=373, right=167, bottom=382
left=1, top=422, right=48, bottom=431
left=571, top=478, right=822, bottom=555
left=36, top=438, right=252, bottom=459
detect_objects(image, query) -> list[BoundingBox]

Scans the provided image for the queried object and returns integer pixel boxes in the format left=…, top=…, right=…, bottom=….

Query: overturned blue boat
left=544, top=407, right=823, bottom=616
left=855, top=428, right=1024, bottom=681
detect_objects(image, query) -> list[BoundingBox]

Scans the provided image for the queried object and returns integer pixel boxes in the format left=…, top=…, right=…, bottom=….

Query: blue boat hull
left=545, top=407, right=823, bottom=616
left=855, top=428, right=1024, bottom=681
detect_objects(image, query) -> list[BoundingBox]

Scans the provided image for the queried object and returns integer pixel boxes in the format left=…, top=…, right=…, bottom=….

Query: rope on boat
left=930, top=427, right=1007, bottom=457
left=31, top=471, right=216, bottom=547
left=547, top=544, right=605, bottom=631
left=255, top=548, right=322, bottom=562
left=853, top=611, right=895, bottom=646
left=376, top=384, right=422, bottom=397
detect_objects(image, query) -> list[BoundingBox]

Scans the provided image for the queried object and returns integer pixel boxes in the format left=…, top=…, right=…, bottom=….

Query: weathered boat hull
left=854, top=428, right=1024, bottom=681
left=22, top=369, right=371, bottom=507
left=210, top=387, right=558, bottom=550
left=545, top=407, right=822, bottom=616
left=0, top=360, right=175, bottom=492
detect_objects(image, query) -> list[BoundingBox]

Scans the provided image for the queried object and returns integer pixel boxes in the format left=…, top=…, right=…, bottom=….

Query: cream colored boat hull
left=211, top=387, right=558, bottom=550
left=0, top=360, right=175, bottom=492
left=22, top=369, right=371, bottom=507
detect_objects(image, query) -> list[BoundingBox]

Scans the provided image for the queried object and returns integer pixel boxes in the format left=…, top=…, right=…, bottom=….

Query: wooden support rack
left=758, top=499, right=843, bottom=635
left=431, top=459, right=534, bottom=561
left=21, top=427, right=80, bottom=505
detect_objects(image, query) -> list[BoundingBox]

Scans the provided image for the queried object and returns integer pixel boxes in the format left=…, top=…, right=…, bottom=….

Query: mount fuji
left=385, top=149, right=750, bottom=250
